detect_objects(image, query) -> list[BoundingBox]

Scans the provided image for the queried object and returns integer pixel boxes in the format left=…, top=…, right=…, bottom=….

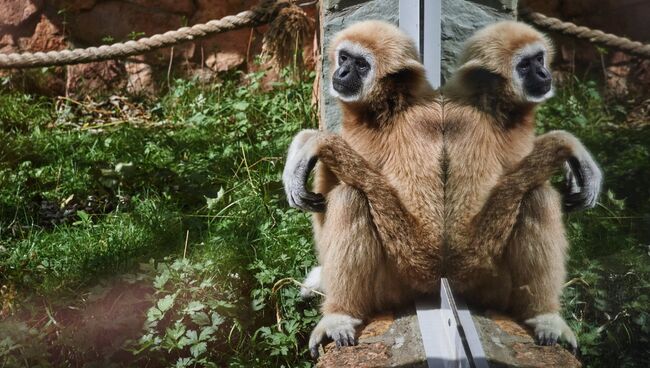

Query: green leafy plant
left=1, top=67, right=647, bottom=367
left=131, top=258, right=244, bottom=367
left=538, top=77, right=650, bottom=367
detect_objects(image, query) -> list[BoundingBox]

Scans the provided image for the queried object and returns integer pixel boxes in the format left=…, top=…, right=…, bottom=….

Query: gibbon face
left=331, top=41, right=375, bottom=101
left=450, top=21, right=556, bottom=105
left=513, top=42, right=553, bottom=102
left=328, top=21, right=425, bottom=104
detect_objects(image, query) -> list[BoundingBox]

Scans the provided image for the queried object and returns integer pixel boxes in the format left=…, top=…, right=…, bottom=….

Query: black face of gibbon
left=517, top=51, right=552, bottom=98
left=332, top=50, right=371, bottom=97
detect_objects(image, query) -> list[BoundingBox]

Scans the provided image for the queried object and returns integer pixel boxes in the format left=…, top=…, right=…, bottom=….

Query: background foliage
left=0, top=69, right=648, bottom=367
left=538, top=79, right=650, bottom=367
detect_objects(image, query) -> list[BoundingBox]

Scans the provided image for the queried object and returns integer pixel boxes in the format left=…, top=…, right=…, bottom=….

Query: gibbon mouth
left=527, top=81, right=552, bottom=98
left=332, top=80, right=359, bottom=96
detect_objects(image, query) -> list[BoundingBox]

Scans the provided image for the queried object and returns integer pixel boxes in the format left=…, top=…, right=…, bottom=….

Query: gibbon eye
left=517, top=60, right=530, bottom=72
left=536, top=53, right=544, bottom=63
left=356, top=58, right=370, bottom=71
left=339, top=52, right=349, bottom=64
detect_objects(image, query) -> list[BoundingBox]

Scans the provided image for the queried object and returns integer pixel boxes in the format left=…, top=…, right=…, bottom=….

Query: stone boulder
left=0, top=0, right=43, bottom=27
left=316, top=309, right=582, bottom=368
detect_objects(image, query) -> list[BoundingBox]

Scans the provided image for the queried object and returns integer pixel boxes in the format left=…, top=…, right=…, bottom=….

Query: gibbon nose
left=535, top=66, right=551, bottom=82
left=336, top=65, right=351, bottom=79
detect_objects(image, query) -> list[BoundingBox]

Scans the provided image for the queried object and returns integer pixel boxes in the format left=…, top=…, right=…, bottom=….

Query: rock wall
left=0, top=0, right=316, bottom=96
left=441, top=0, right=516, bottom=82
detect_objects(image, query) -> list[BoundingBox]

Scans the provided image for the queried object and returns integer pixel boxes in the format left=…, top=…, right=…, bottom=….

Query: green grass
left=0, top=70, right=319, bottom=367
left=537, top=79, right=650, bottom=368
left=0, top=71, right=648, bottom=367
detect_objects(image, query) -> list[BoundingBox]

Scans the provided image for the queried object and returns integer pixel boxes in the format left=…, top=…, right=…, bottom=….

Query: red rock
left=0, top=33, right=17, bottom=54
left=206, top=51, right=245, bottom=72
left=125, top=61, right=156, bottom=95
left=66, top=1, right=184, bottom=45
left=610, top=51, right=632, bottom=65
left=560, top=0, right=594, bottom=17
left=190, top=0, right=262, bottom=68
left=66, top=60, right=127, bottom=96
left=0, top=0, right=43, bottom=27
left=130, top=0, right=195, bottom=15
left=191, top=0, right=257, bottom=24
left=520, top=0, right=561, bottom=16
left=26, top=15, right=67, bottom=52
left=54, top=0, right=96, bottom=12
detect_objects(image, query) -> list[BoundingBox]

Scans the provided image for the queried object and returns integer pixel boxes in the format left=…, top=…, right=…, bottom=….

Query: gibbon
left=442, top=21, right=602, bottom=350
left=284, top=20, right=602, bottom=355
left=282, top=20, right=445, bottom=357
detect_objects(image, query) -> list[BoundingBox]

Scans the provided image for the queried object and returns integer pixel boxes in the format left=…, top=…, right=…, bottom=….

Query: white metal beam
left=399, top=0, right=441, bottom=88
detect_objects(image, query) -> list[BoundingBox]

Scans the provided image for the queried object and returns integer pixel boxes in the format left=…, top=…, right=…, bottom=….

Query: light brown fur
left=441, top=22, right=597, bottom=347
left=287, top=21, right=598, bottom=353
left=286, top=21, right=447, bottom=355
left=310, top=21, right=445, bottom=318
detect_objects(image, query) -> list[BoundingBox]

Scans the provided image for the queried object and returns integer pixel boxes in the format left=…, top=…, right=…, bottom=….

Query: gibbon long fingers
left=283, top=129, right=326, bottom=212
left=563, top=151, right=603, bottom=212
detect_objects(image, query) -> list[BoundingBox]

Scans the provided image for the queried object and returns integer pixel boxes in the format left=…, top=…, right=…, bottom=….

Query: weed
left=538, top=77, right=650, bottom=367
left=0, top=70, right=647, bottom=367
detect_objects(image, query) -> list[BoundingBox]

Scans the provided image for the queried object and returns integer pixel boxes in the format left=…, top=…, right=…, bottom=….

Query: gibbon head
left=328, top=20, right=429, bottom=104
left=446, top=21, right=555, bottom=105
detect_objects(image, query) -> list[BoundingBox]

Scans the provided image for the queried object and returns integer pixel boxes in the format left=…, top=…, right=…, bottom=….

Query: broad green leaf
left=185, top=301, right=205, bottom=314
left=190, top=341, right=207, bottom=358
left=191, top=311, right=210, bottom=326
left=157, top=294, right=175, bottom=313
left=232, top=101, right=249, bottom=111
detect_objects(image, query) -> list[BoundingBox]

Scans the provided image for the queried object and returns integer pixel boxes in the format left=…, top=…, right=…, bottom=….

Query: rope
left=520, top=9, right=650, bottom=59
left=0, top=1, right=290, bottom=69
left=4, top=4, right=649, bottom=67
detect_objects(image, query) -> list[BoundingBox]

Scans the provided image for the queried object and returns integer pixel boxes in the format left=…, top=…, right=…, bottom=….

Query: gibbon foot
left=300, top=266, right=323, bottom=299
left=309, top=313, right=362, bottom=359
left=525, top=313, right=578, bottom=352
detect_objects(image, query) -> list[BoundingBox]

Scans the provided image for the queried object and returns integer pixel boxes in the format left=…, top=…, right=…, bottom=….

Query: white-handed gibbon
left=442, top=21, right=602, bottom=350
left=284, top=20, right=602, bottom=355
left=282, top=20, right=445, bottom=357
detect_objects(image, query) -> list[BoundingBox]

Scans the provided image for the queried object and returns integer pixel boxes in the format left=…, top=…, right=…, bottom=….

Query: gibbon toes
left=332, top=327, right=357, bottom=347
left=536, top=328, right=560, bottom=346
left=300, top=266, right=323, bottom=299
left=308, top=313, right=362, bottom=359
left=525, top=313, right=578, bottom=352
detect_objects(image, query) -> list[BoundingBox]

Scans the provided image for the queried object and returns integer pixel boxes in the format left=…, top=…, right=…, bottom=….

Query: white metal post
left=399, top=0, right=441, bottom=88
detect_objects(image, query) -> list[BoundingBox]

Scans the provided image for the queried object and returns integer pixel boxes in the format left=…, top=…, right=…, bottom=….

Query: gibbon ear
left=456, top=60, right=497, bottom=85
left=404, top=58, right=426, bottom=74
left=446, top=59, right=501, bottom=96
left=394, top=58, right=429, bottom=86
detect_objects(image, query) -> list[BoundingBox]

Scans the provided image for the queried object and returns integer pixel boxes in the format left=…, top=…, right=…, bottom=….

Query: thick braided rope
left=521, top=9, right=650, bottom=59
left=0, top=1, right=287, bottom=69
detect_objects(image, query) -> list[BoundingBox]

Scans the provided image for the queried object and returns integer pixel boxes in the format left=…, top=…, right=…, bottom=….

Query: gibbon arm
left=470, top=130, right=601, bottom=259
left=284, top=131, right=441, bottom=289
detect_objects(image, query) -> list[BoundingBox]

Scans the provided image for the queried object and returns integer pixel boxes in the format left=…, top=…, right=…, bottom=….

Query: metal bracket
left=415, top=278, right=490, bottom=368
